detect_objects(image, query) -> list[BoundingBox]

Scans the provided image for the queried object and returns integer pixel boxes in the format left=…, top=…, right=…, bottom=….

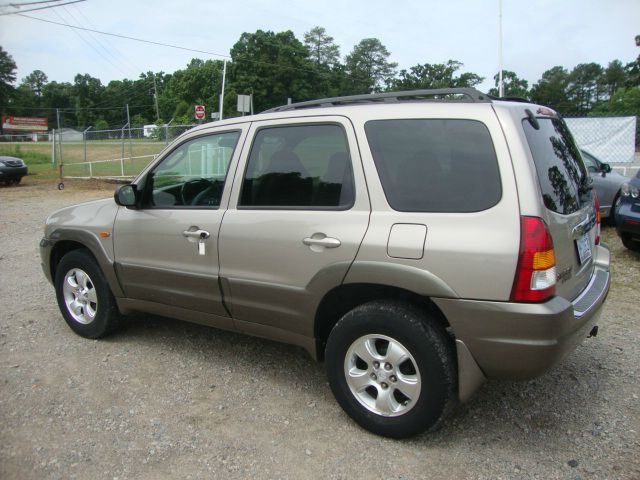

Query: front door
left=219, top=118, right=370, bottom=338
left=113, top=128, right=245, bottom=319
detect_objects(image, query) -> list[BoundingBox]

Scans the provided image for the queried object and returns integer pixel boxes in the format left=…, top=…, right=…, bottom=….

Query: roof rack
left=263, top=88, right=492, bottom=112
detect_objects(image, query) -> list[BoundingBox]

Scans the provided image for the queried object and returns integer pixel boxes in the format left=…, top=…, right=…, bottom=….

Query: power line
left=0, top=0, right=84, bottom=15
left=0, top=0, right=62, bottom=7
left=52, top=8, right=131, bottom=78
left=16, top=12, right=231, bottom=58
left=0, top=103, right=156, bottom=111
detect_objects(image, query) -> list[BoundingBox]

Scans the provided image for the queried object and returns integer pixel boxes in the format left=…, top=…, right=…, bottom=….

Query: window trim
left=237, top=122, right=356, bottom=211
left=364, top=118, right=503, bottom=213
left=140, top=129, right=242, bottom=210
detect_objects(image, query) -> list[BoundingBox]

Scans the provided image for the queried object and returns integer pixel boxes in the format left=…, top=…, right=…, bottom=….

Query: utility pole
left=498, top=0, right=504, bottom=97
left=152, top=74, right=160, bottom=122
left=56, top=108, right=62, bottom=168
left=219, top=59, right=227, bottom=120
left=126, top=104, right=132, bottom=161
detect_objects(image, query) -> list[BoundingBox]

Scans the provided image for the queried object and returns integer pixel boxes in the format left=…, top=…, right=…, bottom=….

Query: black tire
left=621, top=235, right=640, bottom=252
left=54, top=249, right=121, bottom=338
left=325, top=300, right=456, bottom=438
left=608, top=193, right=620, bottom=226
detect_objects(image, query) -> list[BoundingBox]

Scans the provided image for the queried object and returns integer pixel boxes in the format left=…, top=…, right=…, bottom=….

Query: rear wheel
left=325, top=300, right=456, bottom=438
left=54, top=249, right=121, bottom=338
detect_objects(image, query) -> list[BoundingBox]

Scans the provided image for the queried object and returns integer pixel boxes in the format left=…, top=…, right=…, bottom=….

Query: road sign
left=195, top=105, right=206, bottom=120
left=237, top=95, right=251, bottom=113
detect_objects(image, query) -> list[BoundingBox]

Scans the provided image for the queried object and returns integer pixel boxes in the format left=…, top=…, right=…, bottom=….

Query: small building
left=49, top=128, right=83, bottom=142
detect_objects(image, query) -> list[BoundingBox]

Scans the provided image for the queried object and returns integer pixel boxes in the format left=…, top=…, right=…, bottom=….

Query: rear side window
left=364, top=119, right=501, bottom=212
left=239, top=124, right=354, bottom=209
left=523, top=118, right=589, bottom=215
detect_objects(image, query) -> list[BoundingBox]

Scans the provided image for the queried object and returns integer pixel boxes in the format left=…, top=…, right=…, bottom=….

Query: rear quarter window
left=364, top=119, right=501, bottom=212
left=522, top=117, right=589, bottom=215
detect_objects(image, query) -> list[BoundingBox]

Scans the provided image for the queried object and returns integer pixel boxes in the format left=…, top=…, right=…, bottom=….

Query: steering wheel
left=179, top=178, right=212, bottom=206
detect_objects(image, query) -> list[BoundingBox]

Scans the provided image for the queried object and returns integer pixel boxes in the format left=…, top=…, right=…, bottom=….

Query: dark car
left=580, top=149, right=627, bottom=221
left=0, top=156, right=28, bottom=185
left=615, top=169, right=640, bottom=251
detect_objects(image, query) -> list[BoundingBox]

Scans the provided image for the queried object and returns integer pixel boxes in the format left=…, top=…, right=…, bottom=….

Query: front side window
left=239, top=124, right=354, bottom=209
left=144, top=131, right=240, bottom=208
left=523, top=118, right=589, bottom=215
left=365, top=119, right=502, bottom=212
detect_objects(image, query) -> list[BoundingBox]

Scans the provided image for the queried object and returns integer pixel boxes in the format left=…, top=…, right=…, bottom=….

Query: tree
left=22, top=70, right=48, bottom=97
left=230, top=30, right=315, bottom=112
left=567, top=63, right=604, bottom=113
left=0, top=46, right=17, bottom=114
left=73, top=73, right=104, bottom=127
left=344, top=38, right=397, bottom=94
left=530, top=66, right=572, bottom=112
left=488, top=70, right=529, bottom=98
left=393, top=60, right=483, bottom=90
left=601, top=60, right=627, bottom=99
left=303, top=26, right=340, bottom=67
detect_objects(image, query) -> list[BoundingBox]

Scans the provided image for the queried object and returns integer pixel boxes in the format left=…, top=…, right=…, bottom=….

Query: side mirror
left=114, top=184, right=138, bottom=207
left=601, top=163, right=612, bottom=174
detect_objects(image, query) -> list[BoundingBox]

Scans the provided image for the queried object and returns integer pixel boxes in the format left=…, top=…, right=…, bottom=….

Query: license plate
left=576, top=233, right=592, bottom=265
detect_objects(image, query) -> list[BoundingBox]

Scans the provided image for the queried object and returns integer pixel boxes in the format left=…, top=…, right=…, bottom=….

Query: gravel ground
left=1, top=178, right=639, bottom=480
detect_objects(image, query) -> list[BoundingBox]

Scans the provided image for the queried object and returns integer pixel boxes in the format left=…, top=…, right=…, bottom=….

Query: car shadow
left=102, top=311, right=611, bottom=447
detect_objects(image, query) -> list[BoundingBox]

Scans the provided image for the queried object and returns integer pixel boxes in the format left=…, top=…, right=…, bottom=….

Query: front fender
left=42, top=228, right=125, bottom=298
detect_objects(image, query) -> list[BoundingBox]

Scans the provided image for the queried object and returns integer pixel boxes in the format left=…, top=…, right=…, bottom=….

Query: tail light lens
left=510, top=217, right=557, bottom=302
left=594, top=192, right=601, bottom=245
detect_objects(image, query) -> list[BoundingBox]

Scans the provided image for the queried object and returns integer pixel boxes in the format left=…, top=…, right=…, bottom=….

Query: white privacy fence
left=565, top=116, right=637, bottom=164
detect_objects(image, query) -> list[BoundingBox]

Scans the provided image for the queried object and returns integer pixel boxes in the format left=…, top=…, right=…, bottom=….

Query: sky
left=1, top=0, right=639, bottom=95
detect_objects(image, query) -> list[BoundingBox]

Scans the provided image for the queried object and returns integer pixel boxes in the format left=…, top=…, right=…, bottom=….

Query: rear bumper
left=0, top=166, right=28, bottom=179
left=435, top=245, right=610, bottom=380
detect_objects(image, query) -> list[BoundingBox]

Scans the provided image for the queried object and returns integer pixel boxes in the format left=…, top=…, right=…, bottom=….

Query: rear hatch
left=522, top=114, right=596, bottom=302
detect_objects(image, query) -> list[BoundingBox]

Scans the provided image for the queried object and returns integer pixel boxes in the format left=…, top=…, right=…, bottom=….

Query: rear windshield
left=364, top=119, right=501, bottom=212
left=523, top=118, right=590, bottom=214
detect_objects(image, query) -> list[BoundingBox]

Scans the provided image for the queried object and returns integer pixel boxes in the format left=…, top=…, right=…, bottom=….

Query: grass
left=0, top=140, right=166, bottom=180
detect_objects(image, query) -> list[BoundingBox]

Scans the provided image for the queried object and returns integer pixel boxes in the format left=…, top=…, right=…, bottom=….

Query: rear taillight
left=510, top=216, right=557, bottom=303
left=594, top=192, right=601, bottom=245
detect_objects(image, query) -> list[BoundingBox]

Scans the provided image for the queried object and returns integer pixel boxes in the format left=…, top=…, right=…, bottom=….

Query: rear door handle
left=303, top=236, right=341, bottom=248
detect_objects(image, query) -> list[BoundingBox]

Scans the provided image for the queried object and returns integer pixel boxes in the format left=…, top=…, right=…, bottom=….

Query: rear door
left=522, top=116, right=596, bottom=300
left=218, top=117, right=370, bottom=338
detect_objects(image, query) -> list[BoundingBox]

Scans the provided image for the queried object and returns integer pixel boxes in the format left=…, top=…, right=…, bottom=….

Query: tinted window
left=580, top=151, right=599, bottom=173
left=364, top=119, right=501, bottom=212
left=523, top=118, right=589, bottom=214
left=145, top=131, right=240, bottom=208
left=240, top=124, right=354, bottom=209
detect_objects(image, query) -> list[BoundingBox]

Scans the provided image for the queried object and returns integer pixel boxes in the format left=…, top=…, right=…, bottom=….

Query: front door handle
left=303, top=235, right=341, bottom=248
left=182, top=228, right=210, bottom=239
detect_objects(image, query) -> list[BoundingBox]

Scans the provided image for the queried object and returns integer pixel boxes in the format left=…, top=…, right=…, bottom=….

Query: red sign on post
left=194, top=105, right=206, bottom=120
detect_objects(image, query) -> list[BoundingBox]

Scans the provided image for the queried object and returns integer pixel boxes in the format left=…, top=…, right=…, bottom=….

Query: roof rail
left=263, top=88, right=492, bottom=112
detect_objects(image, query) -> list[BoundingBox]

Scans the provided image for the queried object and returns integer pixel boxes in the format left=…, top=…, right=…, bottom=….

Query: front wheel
left=325, top=300, right=456, bottom=438
left=54, top=249, right=121, bottom=338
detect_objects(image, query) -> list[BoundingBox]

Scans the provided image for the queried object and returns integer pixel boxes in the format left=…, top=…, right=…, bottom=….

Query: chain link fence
left=53, top=124, right=195, bottom=181
left=564, top=115, right=639, bottom=177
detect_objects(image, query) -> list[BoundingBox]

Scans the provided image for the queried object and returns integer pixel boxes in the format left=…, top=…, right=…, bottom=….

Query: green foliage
left=393, top=60, right=483, bottom=91
left=2, top=30, right=639, bottom=128
left=344, top=38, right=397, bottom=94
left=230, top=30, right=315, bottom=111
left=488, top=70, right=529, bottom=98
left=22, top=70, right=48, bottom=97
left=0, top=144, right=50, bottom=165
left=530, top=66, right=572, bottom=111
left=0, top=46, right=17, bottom=112
left=304, top=26, right=340, bottom=67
